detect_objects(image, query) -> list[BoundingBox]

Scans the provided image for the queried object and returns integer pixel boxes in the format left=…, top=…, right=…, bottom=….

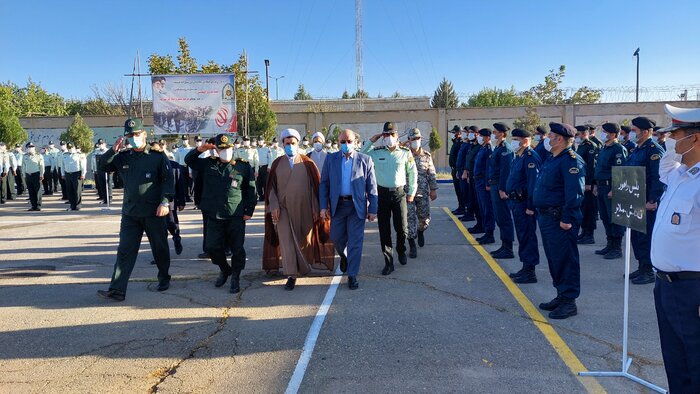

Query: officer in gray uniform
left=22, top=142, right=44, bottom=211
left=405, top=128, right=438, bottom=258
left=61, top=142, right=87, bottom=211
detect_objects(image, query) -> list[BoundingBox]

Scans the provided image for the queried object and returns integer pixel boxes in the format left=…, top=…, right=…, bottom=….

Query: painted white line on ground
left=285, top=269, right=343, bottom=394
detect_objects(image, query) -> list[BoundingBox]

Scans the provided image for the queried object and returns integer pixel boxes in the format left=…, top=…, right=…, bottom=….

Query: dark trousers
left=475, top=179, right=495, bottom=233
left=538, top=212, right=580, bottom=299
left=469, top=174, right=482, bottom=226
left=25, top=172, right=42, bottom=208
left=193, top=169, right=203, bottom=207
left=52, top=168, right=60, bottom=192
left=201, top=212, right=209, bottom=253
left=330, top=200, right=366, bottom=277
left=460, top=177, right=473, bottom=215
left=7, top=170, right=15, bottom=199
left=109, top=215, right=170, bottom=293
left=112, top=171, right=123, bottom=189
left=58, top=170, right=68, bottom=199
left=580, top=189, right=598, bottom=234
left=451, top=167, right=464, bottom=210
left=654, top=277, right=700, bottom=393
left=0, top=173, right=8, bottom=202
left=631, top=210, right=656, bottom=270
left=256, top=165, right=268, bottom=201
left=204, top=215, right=246, bottom=275
left=167, top=204, right=181, bottom=242
left=42, top=166, right=53, bottom=194
left=509, top=200, right=539, bottom=267
left=377, top=186, right=407, bottom=264
left=597, top=183, right=625, bottom=240
left=184, top=165, right=193, bottom=201
left=95, top=170, right=111, bottom=202
left=15, top=166, right=24, bottom=195
left=490, top=186, right=515, bottom=242
left=65, top=171, right=82, bottom=210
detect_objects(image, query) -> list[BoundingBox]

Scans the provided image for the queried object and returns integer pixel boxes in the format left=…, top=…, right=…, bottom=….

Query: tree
left=351, top=89, right=368, bottom=99
left=60, top=114, right=94, bottom=153
left=524, top=65, right=602, bottom=105
left=294, top=84, right=312, bottom=100
left=0, top=111, right=27, bottom=147
left=2, top=79, right=67, bottom=117
left=148, top=53, right=176, bottom=75
left=329, top=125, right=343, bottom=142
left=341, top=90, right=350, bottom=99
left=391, top=91, right=402, bottom=98
left=512, top=106, right=544, bottom=133
left=428, top=127, right=442, bottom=152
left=175, top=37, right=198, bottom=74
left=430, top=78, right=459, bottom=108
left=464, top=87, right=534, bottom=107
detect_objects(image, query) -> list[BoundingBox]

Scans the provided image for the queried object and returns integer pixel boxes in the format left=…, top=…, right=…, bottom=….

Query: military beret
left=620, top=125, right=631, bottom=133
left=97, top=138, right=105, bottom=144
left=511, top=128, right=532, bottom=138
left=549, top=122, right=576, bottom=138
left=181, top=134, right=188, bottom=140
left=123, top=118, right=144, bottom=135
left=451, top=125, right=461, bottom=133
left=536, top=125, right=548, bottom=135
left=26, top=142, right=35, bottom=148
left=478, top=128, right=492, bottom=136
left=15, top=143, right=20, bottom=148
left=384, top=122, right=395, bottom=132
left=574, top=125, right=587, bottom=132
left=408, top=128, right=422, bottom=139
left=60, top=140, right=66, bottom=145
left=48, top=140, right=54, bottom=145
left=493, top=122, right=510, bottom=133
left=584, top=123, right=596, bottom=130
left=214, top=133, right=233, bottom=149
left=631, top=116, right=656, bottom=130
left=653, top=126, right=662, bottom=132
left=242, top=136, right=250, bottom=141
left=195, top=135, right=202, bottom=141
left=601, top=122, right=621, bottom=134
left=468, top=125, right=479, bottom=132
left=271, top=137, right=278, bottom=143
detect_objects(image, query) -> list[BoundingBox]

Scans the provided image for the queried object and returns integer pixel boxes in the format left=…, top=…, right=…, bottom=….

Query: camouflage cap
left=408, top=128, right=422, bottom=139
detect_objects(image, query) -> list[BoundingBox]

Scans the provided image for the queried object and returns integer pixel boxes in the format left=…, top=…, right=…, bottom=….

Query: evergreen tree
left=294, top=84, right=312, bottom=100
left=428, top=127, right=442, bottom=152
left=60, top=114, right=94, bottom=153
left=430, top=78, right=459, bottom=108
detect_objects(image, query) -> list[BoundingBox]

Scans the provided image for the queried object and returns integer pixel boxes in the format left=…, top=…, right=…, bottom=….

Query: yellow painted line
left=442, top=207, right=606, bottom=394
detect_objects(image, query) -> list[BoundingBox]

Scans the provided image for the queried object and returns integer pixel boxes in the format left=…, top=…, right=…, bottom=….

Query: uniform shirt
left=90, top=148, right=108, bottom=172
left=43, top=149, right=56, bottom=168
left=623, top=139, right=637, bottom=154
left=0, top=151, right=9, bottom=174
left=62, top=151, right=87, bottom=176
left=361, top=142, right=417, bottom=196
left=257, top=146, right=272, bottom=167
left=650, top=152, right=700, bottom=272
left=575, top=139, right=598, bottom=186
left=625, top=137, right=664, bottom=203
left=57, top=151, right=71, bottom=174
left=464, top=142, right=481, bottom=173
left=449, top=138, right=462, bottom=168
left=7, top=151, right=18, bottom=172
left=506, top=147, right=541, bottom=211
left=409, top=149, right=438, bottom=197
left=13, top=150, right=23, bottom=166
left=455, top=140, right=470, bottom=173
left=99, top=146, right=174, bottom=217
left=589, top=135, right=604, bottom=150
left=533, top=140, right=551, bottom=161
left=488, top=140, right=514, bottom=191
left=594, top=141, right=627, bottom=181
left=235, top=147, right=259, bottom=173
left=532, top=146, right=585, bottom=225
left=185, top=150, right=257, bottom=219
left=308, top=149, right=328, bottom=174
left=175, top=146, right=193, bottom=166
left=269, top=146, right=285, bottom=162
left=22, top=152, right=44, bottom=177
left=473, top=144, right=492, bottom=179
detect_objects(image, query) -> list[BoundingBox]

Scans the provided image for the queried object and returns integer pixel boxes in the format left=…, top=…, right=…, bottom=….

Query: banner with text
left=612, top=166, right=647, bottom=233
left=151, top=74, right=237, bottom=135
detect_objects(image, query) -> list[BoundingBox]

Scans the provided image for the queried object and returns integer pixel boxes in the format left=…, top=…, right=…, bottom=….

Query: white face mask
left=384, top=136, right=397, bottom=148
left=534, top=135, right=542, bottom=142
left=196, top=141, right=203, bottom=147
left=313, top=142, right=323, bottom=151
left=544, top=138, right=553, bottom=152
left=628, top=132, right=638, bottom=143
left=667, top=134, right=696, bottom=159
left=490, top=133, right=498, bottom=141
left=243, top=141, right=250, bottom=148
left=509, top=140, right=521, bottom=151
left=302, top=141, right=309, bottom=147
left=272, top=142, right=279, bottom=148
left=182, top=140, right=190, bottom=147
left=325, top=142, right=331, bottom=149
left=468, top=132, right=476, bottom=141
left=461, top=133, right=468, bottom=140
left=410, top=140, right=421, bottom=150
left=477, top=136, right=485, bottom=145
left=28, top=147, right=36, bottom=154
left=234, top=143, right=241, bottom=149
left=599, top=132, right=609, bottom=143
left=574, top=137, right=582, bottom=145
left=218, top=148, right=234, bottom=162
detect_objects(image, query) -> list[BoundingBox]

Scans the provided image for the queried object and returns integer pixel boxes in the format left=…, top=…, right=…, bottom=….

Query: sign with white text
left=612, top=166, right=647, bottom=233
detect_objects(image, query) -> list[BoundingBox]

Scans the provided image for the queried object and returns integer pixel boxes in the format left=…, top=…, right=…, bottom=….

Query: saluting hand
left=198, top=143, right=216, bottom=152
left=113, top=137, right=123, bottom=152
left=156, top=205, right=169, bottom=217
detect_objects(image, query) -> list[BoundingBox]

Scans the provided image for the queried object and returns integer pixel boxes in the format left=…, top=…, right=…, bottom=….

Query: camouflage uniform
left=406, top=149, right=438, bottom=239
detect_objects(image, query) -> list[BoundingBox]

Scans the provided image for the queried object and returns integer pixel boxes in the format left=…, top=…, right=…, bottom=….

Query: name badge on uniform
left=122, top=165, right=129, bottom=169
left=231, top=179, right=239, bottom=188
left=671, top=212, right=681, bottom=225
left=145, top=172, right=152, bottom=179
left=378, top=158, right=386, bottom=161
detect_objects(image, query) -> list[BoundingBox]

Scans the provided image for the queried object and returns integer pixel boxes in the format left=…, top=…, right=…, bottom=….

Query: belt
left=537, top=207, right=563, bottom=218
left=655, top=270, right=700, bottom=282
left=377, top=186, right=403, bottom=192
left=339, top=195, right=353, bottom=201
left=597, top=179, right=611, bottom=186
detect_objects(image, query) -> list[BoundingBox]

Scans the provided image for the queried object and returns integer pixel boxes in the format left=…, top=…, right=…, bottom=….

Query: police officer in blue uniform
left=574, top=125, right=599, bottom=244
left=463, top=126, right=482, bottom=226
left=489, top=122, right=515, bottom=259
left=652, top=126, right=667, bottom=150
left=587, top=123, right=604, bottom=149
left=455, top=126, right=475, bottom=221
left=620, top=125, right=637, bottom=154
left=449, top=125, right=465, bottom=215
left=471, top=129, right=496, bottom=244
left=533, top=122, right=585, bottom=319
left=626, top=117, right=665, bottom=284
left=505, top=128, right=541, bottom=283
left=533, top=125, right=550, bottom=160
left=593, top=123, right=628, bottom=259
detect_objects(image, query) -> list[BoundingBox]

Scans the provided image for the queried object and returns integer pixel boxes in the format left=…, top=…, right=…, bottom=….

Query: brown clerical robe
left=262, top=154, right=335, bottom=275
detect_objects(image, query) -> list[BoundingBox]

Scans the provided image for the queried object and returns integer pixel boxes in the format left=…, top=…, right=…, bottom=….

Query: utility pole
left=244, top=49, right=249, bottom=136
left=355, top=0, right=363, bottom=111
left=633, top=48, right=640, bottom=102
left=270, top=75, right=285, bottom=100
left=264, top=59, right=270, bottom=101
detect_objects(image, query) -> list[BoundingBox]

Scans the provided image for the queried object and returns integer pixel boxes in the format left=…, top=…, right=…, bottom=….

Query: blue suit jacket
left=319, top=151, right=378, bottom=220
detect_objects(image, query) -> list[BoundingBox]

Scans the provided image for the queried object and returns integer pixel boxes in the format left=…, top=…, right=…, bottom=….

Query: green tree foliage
left=429, top=127, right=442, bottom=151
left=175, top=38, right=198, bottom=74
left=351, top=89, right=368, bottom=99
left=430, top=78, right=459, bottom=108
left=0, top=111, right=28, bottom=147
left=294, top=84, right=313, bottom=100
left=1, top=79, right=67, bottom=117
left=512, top=106, right=544, bottom=133
left=148, top=53, right=176, bottom=75
left=329, top=125, right=343, bottom=142
left=341, top=90, right=350, bottom=99
left=60, top=114, right=94, bottom=153
left=65, top=98, right=123, bottom=116
left=464, top=87, right=533, bottom=107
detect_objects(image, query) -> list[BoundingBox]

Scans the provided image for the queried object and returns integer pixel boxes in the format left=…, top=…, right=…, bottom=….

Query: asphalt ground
left=0, top=187, right=668, bottom=393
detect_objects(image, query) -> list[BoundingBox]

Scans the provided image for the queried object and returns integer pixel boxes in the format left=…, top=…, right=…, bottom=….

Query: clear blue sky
left=2, top=0, right=699, bottom=101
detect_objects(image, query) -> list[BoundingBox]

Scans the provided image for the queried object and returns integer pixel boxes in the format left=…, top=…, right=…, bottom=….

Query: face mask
left=243, top=141, right=250, bottom=147
left=544, top=138, right=553, bottom=152
left=410, top=140, right=421, bottom=150
left=384, top=136, right=397, bottom=148
left=234, top=143, right=241, bottom=149
left=477, top=136, right=485, bottom=145
left=70, top=148, right=77, bottom=154
left=509, top=140, right=521, bottom=151
left=313, top=142, right=323, bottom=151
left=574, top=137, right=582, bottom=145
left=196, top=141, right=203, bottom=147
left=468, top=133, right=476, bottom=141
left=325, top=143, right=331, bottom=149
left=534, top=135, right=542, bottom=142
left=460, top=133, right=468, bottom=140
left=129, top=134, right=145, bottom=149
left=599, top=132, right=609, bottom=143
left=340, top=142, right=355, bottom=154
left=29, top=148, right=36, bottom=154
left=669, top=134, right=696, bottom=157
left=651, top=136, right=659, bottom=143
left=218, top=148, right=234, bottom=162
left=284, top=144, right=297, bottom=157
left=490, top=133, right=498, bottom=141
left=628, top=132, right=638, bottom=143
left=272, top=143, right=278, bottom=148
left=15, top=148, right=21, bottom=152
left=49, top=144, right=55, bottom=149
left=302, top=141, right=309, bottom=147
left=182, top=141, right=190, bottom=147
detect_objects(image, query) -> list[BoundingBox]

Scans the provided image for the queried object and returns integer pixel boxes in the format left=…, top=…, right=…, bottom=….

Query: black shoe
left=150, top=260, right=156, bottom=265
left=157, top=278, right=170, bottom=291
left=477, top=234, right=495, bottom=245
left=417, top=230, right=425, bottom=247
left=408, top=239, right=417, bottom=259
left=631, top=271, right=655, bottom=285
left=97, top=289, right=125, bottom=301
left=539, top=297, right=562, bottom=311
left=459, top=215, right=476, bottom=222
left=577, top=235, right=595, bottom=245
left=215, top=272, right=230, bottom=287
left=27, top=207, right=40, bottom=211
left=381, top=264, right=394, bottom=276
left=468, top=225, right=485, bottom=234
left=492, top=247, right=514, bottom=259
left=198, top=252, right=210, bottom=259
left=174, top=238, right=183, bottom=255
left=513, top=271, right=537, bottom=284
left=452, top=208, right=465, bottom=215
left=340, top=255, right=348, bottom=273
left=626, top=269, right=641, bottom=280
left=595, top=242, right=612, bottom=255
left=603, top=249, right=622, bottom=260
left=230, top=277, right=241, bottom=293
left=509, top=268, right=524, bottom=279
left=398, top=253, right=407, bottom=265
left=348, top=276, right=359, bottom=290
left=549, top=300, right=577, bottom=319
left=284, top=277, right=296, bottom=290
left=490, top=245, right=504, bottom=256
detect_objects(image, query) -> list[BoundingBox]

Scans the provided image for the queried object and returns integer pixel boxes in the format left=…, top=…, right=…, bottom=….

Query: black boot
left=215, top=270, right=231, bottom=287
left=513, top=266, right=537, bottom=284
left=417, top=230, right=425, bottom=247
left=631, top=266, right=655, bottom=285
left=477, top=232, right=495, bottom=245
left=491, top=241, right=514, bottom=259
left=549, top=298, right=577, bottom=319
left=408, top=239, right=417, bottom=258
left=595, top=238, right=612, bottom=255
left=173, top=236, right=183, bottom=255
left=577, top=231, right=595, bottom=245
left=230, top=272, right=241, bottom=293
left=539, top=296, right=562, bottom=311
left=284, top=277, right=296, bottom=290
left=468, top=225, right=485, bottom=234
left=604, top=238, right=623, bottom=260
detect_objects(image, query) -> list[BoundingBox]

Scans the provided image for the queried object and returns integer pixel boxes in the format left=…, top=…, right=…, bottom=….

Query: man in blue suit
left=320, top=129, right=378, bottom=289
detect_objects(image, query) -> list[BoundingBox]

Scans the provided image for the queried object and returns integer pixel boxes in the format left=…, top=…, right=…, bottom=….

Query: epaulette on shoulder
left=238, top=158, right=248, bottom=163
left=527, top=150, right=532, bottom=156
left=374, top=146, right=386, bottom=150
left=569, top=150, right=577, bottom=159
left=400, top=146, right=410, bottom=151
left=423, top=151, right=431, bottom=157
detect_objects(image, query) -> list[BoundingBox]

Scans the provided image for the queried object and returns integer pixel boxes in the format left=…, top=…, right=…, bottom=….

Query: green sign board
left=611, top=166, right=647, bottom=233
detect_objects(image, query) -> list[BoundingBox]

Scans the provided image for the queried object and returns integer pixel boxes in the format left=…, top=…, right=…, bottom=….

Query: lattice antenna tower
left=355, top=0, right=364, bottom=110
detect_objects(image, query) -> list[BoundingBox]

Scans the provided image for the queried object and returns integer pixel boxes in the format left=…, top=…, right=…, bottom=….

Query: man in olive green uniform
left=235, top=136, right=259, bottom=176
left=362, top=122, right=417, bottom=275
left=22, top=142, right=44, bottom=211
left=97, top=118, right=174, bottom=302
left=185, top=134, right=256, bottom=293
